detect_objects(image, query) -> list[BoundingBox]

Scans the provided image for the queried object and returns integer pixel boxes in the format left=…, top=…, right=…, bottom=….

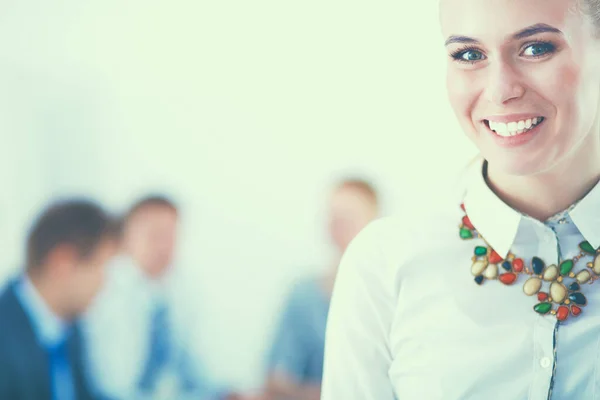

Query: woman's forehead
left=439, top=0, right=582, bottom=40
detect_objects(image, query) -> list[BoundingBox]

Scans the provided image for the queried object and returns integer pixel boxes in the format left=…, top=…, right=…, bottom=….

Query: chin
left=150, top=264, right=170, bottom=278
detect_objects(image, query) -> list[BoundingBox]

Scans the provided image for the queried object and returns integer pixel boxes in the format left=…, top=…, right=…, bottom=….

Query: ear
left=45, top=244, right=79, bottom=276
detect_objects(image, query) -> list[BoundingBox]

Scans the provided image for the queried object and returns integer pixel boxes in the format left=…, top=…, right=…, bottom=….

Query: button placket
left=540, top=357, right=551, bottom=369
left=530, top=292, right=559, bottom=400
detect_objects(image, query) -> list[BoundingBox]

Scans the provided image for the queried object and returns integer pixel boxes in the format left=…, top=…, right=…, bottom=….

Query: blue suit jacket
left=0, top=280, right=99, bottom=400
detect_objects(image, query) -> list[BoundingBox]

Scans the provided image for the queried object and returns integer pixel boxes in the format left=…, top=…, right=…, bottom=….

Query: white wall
left=0, top=0, right=476, bottom=390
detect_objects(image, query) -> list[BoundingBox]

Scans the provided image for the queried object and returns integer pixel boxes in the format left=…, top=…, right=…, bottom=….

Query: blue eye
left=522, top=42, right=555, bottom=57
left=462, top=50, right=485, bottom=61
left=451, top=47, right=486, bottom=63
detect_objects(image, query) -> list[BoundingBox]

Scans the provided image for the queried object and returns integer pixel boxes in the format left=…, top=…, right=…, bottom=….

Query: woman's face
left=441, top=0, right=600, bottom=176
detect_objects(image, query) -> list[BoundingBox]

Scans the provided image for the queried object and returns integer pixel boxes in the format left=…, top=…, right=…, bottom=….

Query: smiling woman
left=321, top=0, right=600, bottom=399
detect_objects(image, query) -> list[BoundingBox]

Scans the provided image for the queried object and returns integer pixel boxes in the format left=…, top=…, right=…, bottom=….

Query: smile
left=484, top=117, right=545, bottom=137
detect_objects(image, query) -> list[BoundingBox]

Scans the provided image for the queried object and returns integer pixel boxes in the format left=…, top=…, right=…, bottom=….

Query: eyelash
left=449, top=41, right=558, bottom=64
left=450, top=45, right=481, bottom=63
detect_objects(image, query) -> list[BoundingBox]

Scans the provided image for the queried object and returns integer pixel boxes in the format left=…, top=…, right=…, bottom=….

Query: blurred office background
left=0, top=0, right=476, bottom=391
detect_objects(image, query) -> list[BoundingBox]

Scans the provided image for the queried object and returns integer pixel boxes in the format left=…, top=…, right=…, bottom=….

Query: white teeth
left=486, top=116, right=544, bottom=137
left=495, top=122, right=508, bottom=134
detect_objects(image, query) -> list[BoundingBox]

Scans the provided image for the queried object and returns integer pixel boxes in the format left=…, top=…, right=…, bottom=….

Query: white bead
left=523, top=277, right=542, bottom=296
left=593, top=256, right=600, bottom=275
left=550, top=282, right=567, bottom=303
left=576, top=270, right=591, bottom=284
left=471, top=259, right=488, bottom=276
left=543, top=265, right=558, bottom=281
left=483, top=264, right=498, bottom=279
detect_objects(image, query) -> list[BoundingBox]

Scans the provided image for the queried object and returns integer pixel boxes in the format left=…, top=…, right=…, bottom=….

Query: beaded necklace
left=459, top=203, right=600, bottom=322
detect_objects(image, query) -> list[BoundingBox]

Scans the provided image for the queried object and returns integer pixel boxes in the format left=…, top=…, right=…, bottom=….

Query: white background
left=0, top=0, right=476, bottom=389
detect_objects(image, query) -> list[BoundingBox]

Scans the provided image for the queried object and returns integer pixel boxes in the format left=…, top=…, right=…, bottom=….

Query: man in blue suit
left=86, top=195, right=264, bottom=400
left=0, top=199, right=117, bottom=400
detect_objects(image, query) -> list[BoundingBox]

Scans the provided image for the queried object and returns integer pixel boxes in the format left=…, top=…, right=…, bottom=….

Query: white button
left=540, top=357, right=552, bottom=368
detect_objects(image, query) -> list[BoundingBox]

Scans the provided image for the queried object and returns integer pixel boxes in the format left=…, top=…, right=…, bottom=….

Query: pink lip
left=481, top=113, right=544, bottom=123
left=482, top=118, right=545, bottom=148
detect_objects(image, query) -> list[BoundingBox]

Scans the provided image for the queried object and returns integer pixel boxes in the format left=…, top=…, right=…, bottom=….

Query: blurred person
left=0, top=199, right=117, bottom=400
left=84, top=195, right=261, bottom=400
left=263, top=178, right=380, bottom=400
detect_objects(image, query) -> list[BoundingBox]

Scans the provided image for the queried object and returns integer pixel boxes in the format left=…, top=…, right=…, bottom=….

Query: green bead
left=533, top=302, right=552, bottom=315
left=579, top=241, right=596, bottom=255
left=474, top=246, right=487, bottom=256
left=460, top=228, right=473, bottom=239
left=560, top=259, right=574, bottom=276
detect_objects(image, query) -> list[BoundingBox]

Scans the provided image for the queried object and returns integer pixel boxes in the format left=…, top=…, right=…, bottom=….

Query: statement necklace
left=459, top=203, right=600, bottom=322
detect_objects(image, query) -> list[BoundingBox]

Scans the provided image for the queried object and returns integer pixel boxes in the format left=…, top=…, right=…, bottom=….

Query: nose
left=484, top=61, right=525, bottom=105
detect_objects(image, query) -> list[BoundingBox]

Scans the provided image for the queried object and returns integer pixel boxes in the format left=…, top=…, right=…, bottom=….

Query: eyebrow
left=444, top=23, right=563, bottom=46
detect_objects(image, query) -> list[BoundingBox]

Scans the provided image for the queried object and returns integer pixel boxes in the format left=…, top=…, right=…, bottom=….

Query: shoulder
left=0, top=282, right=25, bottom=355
left=84, top=257, right=149, bottom=331
left=287, top=276, right=321, bottom=301
left=105, top=255, right=145, bottom=288
left=0, top=280, right=19, bottom=321
left=88, top=256, right=143, bottom=306
left=340, top=195, right=464, bottom=285
left=271, top=278, right=317, bottom=321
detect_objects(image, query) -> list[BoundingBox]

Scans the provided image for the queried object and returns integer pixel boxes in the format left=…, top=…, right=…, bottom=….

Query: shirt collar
left=115, top=254, right=170, bottom=305
left=463, top=158, right=600, bottom=258
left=15, top=275, right=69, bottom=348
left=570, top=179, right=600, bottom=250
left=463, top=159, right=521, bottom=258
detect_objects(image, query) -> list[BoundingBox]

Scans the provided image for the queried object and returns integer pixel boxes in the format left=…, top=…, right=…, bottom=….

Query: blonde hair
left=335, top=177, right=379, bottom=207
left=577, top=0, right=600, bottom=35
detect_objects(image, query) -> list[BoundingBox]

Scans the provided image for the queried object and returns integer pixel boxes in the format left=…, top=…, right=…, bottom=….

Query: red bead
left=460, top=203, right=466, bottom=211
left=462, top=215, right=474, bottom=230
left=571, top=305, right=582, bottom=317
left=513, top=258, right=524, bottom=273
left=499, top=273, right=517, bottom=285
left=537, top=292, right=549, bottom=301
left=557, top=306, right=569, bottom=321
left=488, top=250, right=502, bottom=264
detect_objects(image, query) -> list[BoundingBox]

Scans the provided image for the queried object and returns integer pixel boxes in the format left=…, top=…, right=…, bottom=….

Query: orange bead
left=488, top=250, right=502, bottom=264
left=513, top=258, right=524, bottom=273
left=462, top=215, right=474, bottom=230
left=499, top=273, right=517, bottom=285
left=556, top=306, right=569, bottom=321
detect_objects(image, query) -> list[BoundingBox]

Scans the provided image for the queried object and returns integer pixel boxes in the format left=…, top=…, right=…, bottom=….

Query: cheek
left=557, top=64, right=580, bottom=89
left=557, top=65, right=582, bottom=130
left=533, top=62, right=588, bottom=137
left=537, top=63, right=580, bottom=106
left=447, top=69, right=478, bottom=119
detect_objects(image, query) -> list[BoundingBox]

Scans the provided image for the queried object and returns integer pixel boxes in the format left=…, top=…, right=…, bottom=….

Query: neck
left=321, top=252, right=343, bottom=297
left=486, top=136, right=600, bottom=221
left=321, top=271, right=336, bottom=298
left=27, top=272, right=71, bottom=320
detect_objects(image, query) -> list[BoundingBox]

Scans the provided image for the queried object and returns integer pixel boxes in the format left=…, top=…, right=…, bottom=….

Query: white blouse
left=321, top=160, right=600, bottom=400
